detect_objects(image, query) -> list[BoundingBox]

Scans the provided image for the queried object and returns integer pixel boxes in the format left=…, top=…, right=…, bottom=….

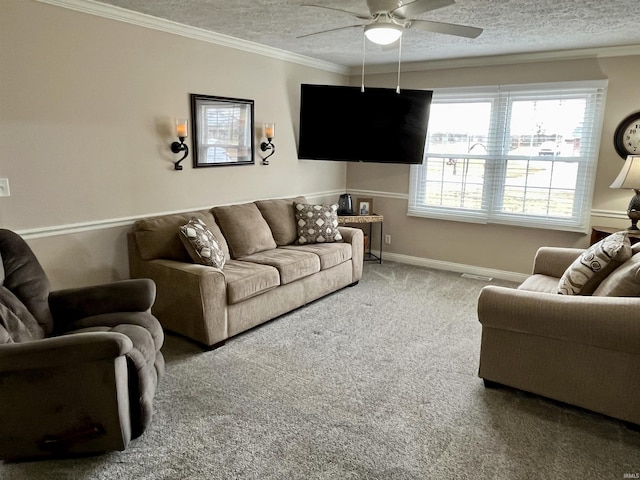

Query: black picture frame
left=190, top=94, right=255, bottom=168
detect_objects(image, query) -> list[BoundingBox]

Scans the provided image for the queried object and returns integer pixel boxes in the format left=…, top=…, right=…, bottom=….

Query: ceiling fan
left=299, top=0, right=483, bottom=45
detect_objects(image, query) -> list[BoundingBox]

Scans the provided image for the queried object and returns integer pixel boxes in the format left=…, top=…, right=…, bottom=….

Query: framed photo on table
left=357, top=197, right=373, bottom=215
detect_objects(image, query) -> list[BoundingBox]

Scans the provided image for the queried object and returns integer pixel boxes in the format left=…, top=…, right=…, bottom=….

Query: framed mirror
left=190, top=94, right=254, bottom=168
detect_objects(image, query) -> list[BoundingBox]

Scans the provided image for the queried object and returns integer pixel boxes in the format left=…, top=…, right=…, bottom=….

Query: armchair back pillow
left=593, top=251, right=640, bottom=296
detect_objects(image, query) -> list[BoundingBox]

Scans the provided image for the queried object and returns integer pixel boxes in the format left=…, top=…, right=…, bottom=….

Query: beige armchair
left=478, top=246, right=640, bottom=426
left=0, top=229, right=164, bottom=461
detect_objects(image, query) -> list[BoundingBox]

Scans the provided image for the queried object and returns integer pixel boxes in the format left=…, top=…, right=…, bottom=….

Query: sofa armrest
left=49, top=279, right=156, bottom=324
left=532, top=247, right=584, bottom=277
left=0, top=332, right=133, bottom=373
left=131, top=259, right=228, bottom=346
left=0, top=332, right=134, bottom=460
left=477, top=285, right=640, bottom=354
left=338, top=226, right=364, bottom=282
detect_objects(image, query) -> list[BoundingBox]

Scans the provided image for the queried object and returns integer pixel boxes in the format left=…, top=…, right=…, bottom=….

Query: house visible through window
left=408, top=81, right=608, bottom=232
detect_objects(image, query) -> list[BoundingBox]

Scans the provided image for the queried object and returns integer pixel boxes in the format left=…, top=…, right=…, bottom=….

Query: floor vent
left=461, top=273, right=494, bottom=281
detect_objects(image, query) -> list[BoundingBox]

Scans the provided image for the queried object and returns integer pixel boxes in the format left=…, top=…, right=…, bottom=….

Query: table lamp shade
left=610, top=155, right=640, bottom=189
left=611, top=155, right=640, bottom=230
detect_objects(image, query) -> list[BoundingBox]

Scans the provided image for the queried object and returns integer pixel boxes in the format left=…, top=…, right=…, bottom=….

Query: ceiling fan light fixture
left=364, top=23, right=403, bottom=45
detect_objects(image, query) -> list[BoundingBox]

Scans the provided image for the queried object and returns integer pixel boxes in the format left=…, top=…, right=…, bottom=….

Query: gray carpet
left=2, top=262, right=640, bottom=479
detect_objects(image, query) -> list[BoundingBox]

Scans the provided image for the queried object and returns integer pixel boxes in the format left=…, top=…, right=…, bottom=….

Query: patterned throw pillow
left=294, top=203, right=343, bottom=245
left=557, top=231, right=632, bottom=295
left=179, top=218, right=226, bottom=269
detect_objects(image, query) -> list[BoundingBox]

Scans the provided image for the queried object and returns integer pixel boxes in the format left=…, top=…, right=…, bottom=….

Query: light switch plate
left=0, top=178, right=10, bottom=197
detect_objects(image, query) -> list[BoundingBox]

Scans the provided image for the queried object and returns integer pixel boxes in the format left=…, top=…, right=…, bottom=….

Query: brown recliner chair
left=0, top=229, right=165, bottom=461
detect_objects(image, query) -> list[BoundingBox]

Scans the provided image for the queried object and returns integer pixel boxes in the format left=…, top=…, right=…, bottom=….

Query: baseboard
left=378, top=251, right=529, bottom=284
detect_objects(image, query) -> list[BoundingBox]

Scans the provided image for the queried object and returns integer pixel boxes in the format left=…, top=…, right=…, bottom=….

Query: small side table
left=591, top=226, right=640, bottom=245
left=338, top=214, right=383, bottom=263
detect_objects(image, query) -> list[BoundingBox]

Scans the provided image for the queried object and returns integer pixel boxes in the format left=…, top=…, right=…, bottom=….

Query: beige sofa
left=128, top=197, right=364, bottom=348
left=478, top=244, right=640, bottom=426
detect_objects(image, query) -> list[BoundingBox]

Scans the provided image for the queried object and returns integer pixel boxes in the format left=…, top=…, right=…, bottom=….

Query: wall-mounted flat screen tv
left=298, top=84, right=432, bottom=164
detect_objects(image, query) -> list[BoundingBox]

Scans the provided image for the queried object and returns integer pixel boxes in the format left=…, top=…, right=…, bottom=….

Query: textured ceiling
left=93, top=0, right=640, bottom=67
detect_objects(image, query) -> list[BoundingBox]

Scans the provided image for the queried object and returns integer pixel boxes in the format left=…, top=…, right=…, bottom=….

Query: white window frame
left=408, top=80, right=608, bottom=232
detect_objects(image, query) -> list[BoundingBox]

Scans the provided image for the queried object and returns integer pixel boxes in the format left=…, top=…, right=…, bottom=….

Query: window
left=408, top=81, right=607, bottom=232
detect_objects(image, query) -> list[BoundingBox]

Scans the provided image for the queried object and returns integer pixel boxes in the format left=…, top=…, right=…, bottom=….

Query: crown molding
left=350, top=43, right=640, bottom=75
left=35, top=0, right=350, bottom=75
left=34, top=0, right=640, bottom=78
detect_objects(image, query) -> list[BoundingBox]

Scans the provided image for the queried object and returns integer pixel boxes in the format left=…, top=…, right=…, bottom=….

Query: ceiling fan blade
left=301, top=4, right=371, bottom=20
left=409, top=19, right=483, bottom=38
left=391, top=0, right=455, bottom=19
left=296, top=24, right=363, bottom=39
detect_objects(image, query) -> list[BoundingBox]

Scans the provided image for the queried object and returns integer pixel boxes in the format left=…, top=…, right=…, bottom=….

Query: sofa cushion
left=282, top=243, right=352, bottom=270
left=213, top=203, right=277, bottom=258
left=239, top=248, right=320, bottom=285
left=179, top=218, right=226, bottom=269
left=294, top=203, right=343, bottom=245
left=134, top=211, right=229, bottom=261
left=222, top=260, right=280, bottom=304
left=518, top=274, right=560, bottom=294
left=255, top=196, right=307, bottom=246
left=593, top=252, right=640, bottom=297
left=558, top=231, right=632, bottom=295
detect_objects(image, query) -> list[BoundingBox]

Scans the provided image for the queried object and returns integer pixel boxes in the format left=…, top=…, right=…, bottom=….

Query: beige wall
left=1, top=0, right=346, bottom=288
left=346, top=56, right=640, bottom=275
left=3, top=1, right=640, bottom=288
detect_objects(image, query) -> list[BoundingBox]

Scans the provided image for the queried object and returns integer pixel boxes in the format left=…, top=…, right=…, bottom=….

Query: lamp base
left=627, top=211, right=640, bottom=230
left=626, top=192, right=640, bottom=230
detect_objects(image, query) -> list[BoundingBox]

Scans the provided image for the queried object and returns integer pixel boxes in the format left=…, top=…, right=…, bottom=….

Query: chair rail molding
left=346, top=189, right=409, bottom=201
left=590, top=208, right=629, bottom=220
left=13, top=190, right=345, bottom=240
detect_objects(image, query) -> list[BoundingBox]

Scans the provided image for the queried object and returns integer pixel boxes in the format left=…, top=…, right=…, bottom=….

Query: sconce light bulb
left=264, top=122, right=275, bottom=140
left=176, top=118, right=188, bottom=139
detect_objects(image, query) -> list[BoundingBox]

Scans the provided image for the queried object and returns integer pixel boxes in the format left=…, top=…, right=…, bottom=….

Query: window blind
left=408, top=80, right=608, bottom=232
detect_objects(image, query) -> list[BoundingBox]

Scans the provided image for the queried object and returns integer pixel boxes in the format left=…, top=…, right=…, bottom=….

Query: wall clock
left=614, top=111, right=640, bottom=159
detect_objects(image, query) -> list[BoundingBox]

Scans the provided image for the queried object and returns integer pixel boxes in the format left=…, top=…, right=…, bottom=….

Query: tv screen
left=298, top=84, right=432, bottom=164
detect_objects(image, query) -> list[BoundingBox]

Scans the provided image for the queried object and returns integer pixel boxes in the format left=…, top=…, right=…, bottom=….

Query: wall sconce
left=170, top=118, right=189, bottom=170
left=260, top=122, right=275, bottom=165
